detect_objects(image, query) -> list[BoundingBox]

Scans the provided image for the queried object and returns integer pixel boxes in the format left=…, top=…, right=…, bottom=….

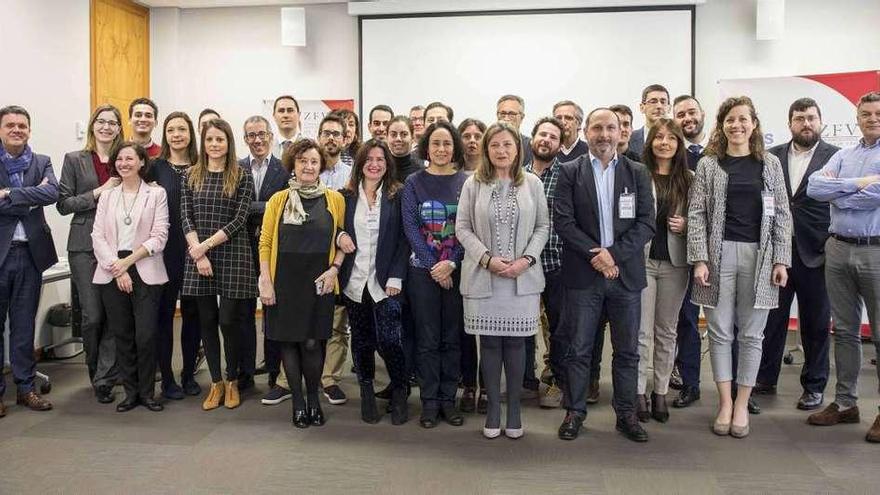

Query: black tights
left=196, top=296, right=246, bottom=383
left=280, top=340, right=324, bottom=410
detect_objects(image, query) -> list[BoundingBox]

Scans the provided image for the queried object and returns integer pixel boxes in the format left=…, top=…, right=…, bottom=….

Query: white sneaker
left=540, top=383, right=563, bottom=409
left=505, top=427, right=524, bottom=439
left=483, top=427, right=501, bottom=439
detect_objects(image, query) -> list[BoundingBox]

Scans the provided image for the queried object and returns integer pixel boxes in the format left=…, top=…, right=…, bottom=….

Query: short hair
left=673, top=94, right=702, bottom=109
left=641, top=84, right=670, bottom=103
left=457, top=118, right=486, bottom=135
left=318, top=114, right=348, bottom=135
left=586, top=107, right=621, bottom=126
left=198, top=108, right=220, bottom=121
left=788, top=98, right=822, bottom=122
left=242, top=115, right=271, bottom=133
left=283, top=138, right=327, bottom=176
left=368, top=105, right=394, bottom=123
left=129, top=97, right=158, bottom=118
left=389, top=115, right=414, bottom=133
left=273, top=95, right=300, bottom=113
left=424, top=101, right=453, bottom=122
left=497, top=94, right=525, bottom=110
left=417, top=121, right=465, bottom=165
left=531, top=116, right=564, bottom=139
left=857, top=91, right=880, bottom=110
left=553, top=100, right=584, bottom=122
left=608, top=104, right=633, bottom=120
left=0, top=105, right=31, bottom=127
left=109, top=141, right=151, bottom=180
left=409, top=105, right=425, bottom=114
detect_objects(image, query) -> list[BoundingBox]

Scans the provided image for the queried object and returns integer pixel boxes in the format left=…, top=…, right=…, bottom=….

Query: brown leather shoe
left=16, top=391, right=53, bottom=411
left=225, top=380, right=241, bottom=409
left=0, top=399, right=6, bottom=417
left=202, top=381, right=225, bottom=411
left=867, top=414, right=880, bottom=443
left=807, top=403, right=860, bottom=426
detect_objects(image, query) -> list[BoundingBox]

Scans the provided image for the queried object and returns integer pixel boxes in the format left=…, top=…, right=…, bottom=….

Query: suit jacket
left=628, top=127, right=646, bottom=158
left=554, top=154, right=655, bottom=291
left=0, top=153, right=59, bottom=272
left=91, top=182, right=169, bottom=285
left=769, top=140, right=838, bottom=268
left=57, top=150, right=103, bottom=252
left=645, top=174, right=690, bottom=267
left=238, top=156, right=289, bottom=237
left=150, top=159, right=188, bottom=281
left=338, top=187, right=410, bottom=291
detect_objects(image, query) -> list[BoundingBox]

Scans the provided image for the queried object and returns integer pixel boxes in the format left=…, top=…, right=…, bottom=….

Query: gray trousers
left=703, top=241, right=769, bottom=387
left=69, top=251, right=117, bottom=388
left=824, top=237, right=880, bottom=408
left=638, top=259, right=690, bottom=395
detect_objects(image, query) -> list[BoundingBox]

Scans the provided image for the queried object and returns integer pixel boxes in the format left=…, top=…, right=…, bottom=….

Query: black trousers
left=156, top=271, right=201, bottom=384
left=675, top=276, right=703, bottom=388
left=344, top=290, right=407, bottom=389
left=542, top=269, right=566, bottom=386
left=757, top=246, right=831, bottom=393
left=408, top=266, right=462, bottom=410
left=239, top=297, right=259, bottom=381
left=100, top=265, right=162, bottom=400
left=195, top=296, right=247, bottom=383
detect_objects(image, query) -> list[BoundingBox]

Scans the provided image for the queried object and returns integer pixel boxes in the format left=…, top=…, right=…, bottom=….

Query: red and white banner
left=719, top=70, right=880, bottom=149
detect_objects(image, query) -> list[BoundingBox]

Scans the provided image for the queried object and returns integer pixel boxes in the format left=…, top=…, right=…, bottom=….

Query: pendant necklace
left=122, top=183, right=141, bottom=225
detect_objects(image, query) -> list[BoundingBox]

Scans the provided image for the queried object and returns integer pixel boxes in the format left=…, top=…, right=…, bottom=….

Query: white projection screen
left=360, top=8, right=694, bottom=134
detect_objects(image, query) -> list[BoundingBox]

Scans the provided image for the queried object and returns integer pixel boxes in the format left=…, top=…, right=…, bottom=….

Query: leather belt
left=833, top=234, right=880, bottom=246
left=10, top=240, right=28, bottom=247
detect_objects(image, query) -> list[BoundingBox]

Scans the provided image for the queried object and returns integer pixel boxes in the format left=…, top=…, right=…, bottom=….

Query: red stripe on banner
left=322, top=99, right=355, bottom=111
left=802, top=70, right=880, bottom=106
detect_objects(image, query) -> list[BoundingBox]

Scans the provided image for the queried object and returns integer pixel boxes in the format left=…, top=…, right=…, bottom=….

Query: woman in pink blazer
left=91, top=141, right=169, bottom=412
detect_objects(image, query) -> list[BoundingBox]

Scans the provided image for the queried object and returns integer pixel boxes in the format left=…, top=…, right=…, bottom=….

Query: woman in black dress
left=181, top=119, right=256, bottom=412
left=258, top=139, right=346, bottom=428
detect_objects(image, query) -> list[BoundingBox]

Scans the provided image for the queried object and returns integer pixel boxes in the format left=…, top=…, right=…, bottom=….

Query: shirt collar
left=249, top=154, right=270, bottom=168
left=790, top=140, right=819, bottom=156
left=560, top=137, right=583, bottom=155
left=589, top=151, right=618, bottom=171
left=859, top=137, right=880, bottom=149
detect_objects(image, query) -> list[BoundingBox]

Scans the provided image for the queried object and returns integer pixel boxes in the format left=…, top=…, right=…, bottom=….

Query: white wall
left=150, top=2, right=358, bottom=152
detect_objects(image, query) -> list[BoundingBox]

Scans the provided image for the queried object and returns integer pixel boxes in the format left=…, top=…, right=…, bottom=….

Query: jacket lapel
left=128, top=182, right=149, bottom=233
left=79, top=151, right=100, bottom=187
left=778, top=142, right=794, bottom=199
left=612, top=157, right=628, bottom=237
left=580, top=160, right=601, bottom=236
left=377, top=190, right=392, bottom=250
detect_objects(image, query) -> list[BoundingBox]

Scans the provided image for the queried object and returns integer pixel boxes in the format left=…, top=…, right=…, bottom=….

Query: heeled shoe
left=390, top=386, right=409, bottom=425
left=482, top=426, right=501, bottom=439
left=224, top=380, right=240, bottom=409
left=637, top=394, right=650, bottom=423
left=308, top=402, right=326, bottom=426
left=712, top=417, right=731, bottom=436
left=292, top=409, right=309, bottom=428
left=202, top=381, right=224, bottom=411
left=651, top=392, right=669, bottom=423
left=730, top=422, right=750, bottom=438
left=504, top=427, right=524, bottom=439
left=360, top=384, right=381, bottom=424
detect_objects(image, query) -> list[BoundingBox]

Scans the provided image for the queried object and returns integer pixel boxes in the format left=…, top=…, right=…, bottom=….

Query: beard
left=682, top=119, right=704, bottom=140
left=792, top=129, right=819, bottom=149
left=531, top=143, right=558, bottom=162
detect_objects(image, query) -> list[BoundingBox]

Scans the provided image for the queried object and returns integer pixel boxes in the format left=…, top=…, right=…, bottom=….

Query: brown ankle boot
left=202, top=381, right=225, bottom=411
left=225, top=380, right=240, bottom=409
left=867, top=414, right=880, bottom=443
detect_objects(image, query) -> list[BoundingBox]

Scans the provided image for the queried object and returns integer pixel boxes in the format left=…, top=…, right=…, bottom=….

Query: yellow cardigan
left=259, top=188, right=346, bottom=293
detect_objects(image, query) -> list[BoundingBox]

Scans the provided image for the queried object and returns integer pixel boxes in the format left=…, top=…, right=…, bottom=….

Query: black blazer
left=150, top=159, right=188, bottom=280
left=238, top=156, right=289, bottom=235
left=554, top=154, right=655, bottom=291
left=0, top=153, right=59, bottom=272
left=338, top=187, right=410, bottom=291
left=769, top=140, right=839, bottom=268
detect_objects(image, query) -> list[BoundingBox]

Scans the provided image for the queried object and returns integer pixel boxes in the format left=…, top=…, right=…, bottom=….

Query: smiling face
left=427, top=127, right=454, bottom=167
left=244, top=120, right=272, bottom=160
left=368, top=109, right=392, bottom=141
left=204, top=127, right=229, bottom=161
left=294, top=147, right=322, bottom=185
left=531, top=122, right=562, bottom=161
left=722, top=105, right=755, bottom=151
left=0, top=113, right=30, bottom=153
left=487, top=129, right=518, bottom=171
left=115, top=146, right=143, bottom=180
left=651, top=124, right=679, bottom=163
left=363, top=146, right=388, bottom=183
left=318, top=121, right=344, bottom=158
left=585, top=110, right=621, bottom=161
left=92, top=110, right=121, bottom=146
left=387, top=121, right=412, bottom=157
left=673, top=98, right=705, bottom=141
left=130, top=103, right=157, bottom=138
left=165, top=117, right=191, bottom=153
left=857, top=100, right=880, bottom=145
left=789, top=106, right=822, bottom=149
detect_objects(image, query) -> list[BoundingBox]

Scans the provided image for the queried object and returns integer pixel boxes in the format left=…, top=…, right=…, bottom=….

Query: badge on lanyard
left=762, top=190, right=776, bottom=216
left=366, top=208, right=379, bottom=230
left=619, top=187, right=636, bottom=219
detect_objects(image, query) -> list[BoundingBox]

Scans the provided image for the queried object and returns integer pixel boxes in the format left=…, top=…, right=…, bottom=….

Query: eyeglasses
left=320, top=130, right=343, bottom=139
left=94, top=119, right=120, bottom=128
left=245, top=131, right=271, bottom=142
left=644, top=98, right=669, bottom=106
left=410, top=117, right=425, bottom=123
left=555, top=115, right=580, bottom=122
left=497, top=111, right=522, bottom=119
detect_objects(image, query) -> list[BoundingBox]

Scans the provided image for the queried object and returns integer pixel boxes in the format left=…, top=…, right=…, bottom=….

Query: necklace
left=490, top=181, right=518, bottom=259
left=121, top=184, right=141, bottom=225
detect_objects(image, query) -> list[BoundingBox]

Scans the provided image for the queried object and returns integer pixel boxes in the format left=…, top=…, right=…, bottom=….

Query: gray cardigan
left=687, top=152, right=792, bottom=309
left=456, top=173, right=550, bottom=298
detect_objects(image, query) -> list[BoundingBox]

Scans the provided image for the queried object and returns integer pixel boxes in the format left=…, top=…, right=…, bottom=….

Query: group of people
left=0, top=86, right=878, bottom=445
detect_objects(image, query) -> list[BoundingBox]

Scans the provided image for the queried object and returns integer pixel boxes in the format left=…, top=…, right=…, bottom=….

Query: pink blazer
left=91, top=181, right=170, bottom=285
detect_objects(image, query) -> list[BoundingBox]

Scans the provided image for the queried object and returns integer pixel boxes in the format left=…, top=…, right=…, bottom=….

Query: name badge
left=762, top=191, right=775, bottom=216
left=366, top=209, right=379, bottom=230
left=619, top=189, right=636, bottom=219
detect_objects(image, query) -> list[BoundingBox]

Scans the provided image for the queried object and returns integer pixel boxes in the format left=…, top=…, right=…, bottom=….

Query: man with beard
left=554, top=108, right=655, bottom=442
left=755, top=98, right=838, bottom=410
left=523, top=117, right=566, bottom=408
left=409, top=106, right=426, bottom=143
left=553, top=100, right=588, bottom=163
left=368, top=105, right=394, bottom=142
left=628, top=84, right=670, bottom=157
left=388, top=116, right=423, bottom=181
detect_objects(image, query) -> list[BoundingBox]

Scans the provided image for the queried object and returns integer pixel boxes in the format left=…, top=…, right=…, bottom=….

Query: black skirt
left=265, top=196, right=335, bottom=342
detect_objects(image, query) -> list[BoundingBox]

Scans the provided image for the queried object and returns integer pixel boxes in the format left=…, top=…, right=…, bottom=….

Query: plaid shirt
left=525, top=158, right=562, bottom=272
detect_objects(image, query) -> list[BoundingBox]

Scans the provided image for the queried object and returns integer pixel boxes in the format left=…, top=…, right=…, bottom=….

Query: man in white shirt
left=272, top=95, right=303, bottom=159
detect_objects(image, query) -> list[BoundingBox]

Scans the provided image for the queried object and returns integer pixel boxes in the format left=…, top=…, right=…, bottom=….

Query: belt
left=10, top=240, right=28, bottom=247
left=833, top=234, right=880, bottom=246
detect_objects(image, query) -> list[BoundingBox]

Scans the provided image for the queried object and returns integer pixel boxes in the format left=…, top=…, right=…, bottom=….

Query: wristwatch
left=448, top=260, right=457, bottom=270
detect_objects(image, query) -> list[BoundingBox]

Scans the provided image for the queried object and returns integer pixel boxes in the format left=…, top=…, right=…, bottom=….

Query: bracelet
left=523, top=255, right=537, bottom=267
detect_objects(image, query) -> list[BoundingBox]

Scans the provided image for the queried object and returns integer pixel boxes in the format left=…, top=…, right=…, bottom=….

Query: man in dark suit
left=0, top=105, right=59, bottom=416
left=755, top=98, right=838, bottom=410
left=628, top=84, right=670, bottom=158
left=554, top=108, right=655, bottom=442
left=238, top=116, right=290, bottom=399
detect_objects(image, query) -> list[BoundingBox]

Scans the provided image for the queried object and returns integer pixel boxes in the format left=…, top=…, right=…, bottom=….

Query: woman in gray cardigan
left=456, top=122, right=549, bottom=440
left=687, top=97, right=792, bottom=438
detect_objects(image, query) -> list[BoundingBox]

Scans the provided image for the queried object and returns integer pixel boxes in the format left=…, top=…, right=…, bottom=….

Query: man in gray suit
left=628, top=84, right=670, bottom=157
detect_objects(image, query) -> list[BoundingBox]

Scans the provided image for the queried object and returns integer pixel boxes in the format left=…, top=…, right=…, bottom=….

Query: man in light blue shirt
left=806, top=91, right=880, bottom=443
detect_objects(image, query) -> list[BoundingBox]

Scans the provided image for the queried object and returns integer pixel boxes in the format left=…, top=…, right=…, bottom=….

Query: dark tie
left=688, top=144, right=702, bottom=155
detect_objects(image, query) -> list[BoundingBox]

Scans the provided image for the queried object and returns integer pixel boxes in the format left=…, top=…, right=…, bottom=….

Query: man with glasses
left=129, top=98, right=161, bottom=158
left=553, top=100, right=588, bottom=163
left=496, top=94, right=533, bottom=164
left=238, top=116, right=289, bottom=400
left=410, top=105, right=426, bottom=143
left=272, top=95, right=303, bottom=159
left=628, top=84, right=670, bottom=157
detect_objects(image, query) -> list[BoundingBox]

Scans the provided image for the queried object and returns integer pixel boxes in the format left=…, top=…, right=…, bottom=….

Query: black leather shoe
left=616, top=415, right=649, bottom=442
left=440, top=403, right=464, bottom=426
left=390, top=387, right=409, bottom=425
left=459, top=387, right=477, bottom=413
left=308, top=403, right=326, bottom=426
left=142, top=398, right=164, bottom=412
left=375, top=384, right=393, bottom=400
left=637, top=394, right=650, bottom=422
left=116, top=396, right=139, bottom=412
left=96, top=385, right=115, bottom=404
left=558, top=412, right=585, bottom=440
left=292, top=409, right=309, bottom=428
left=477, top=390, right=488, bottom=414
left=161, top=381, right=185, bottom=401
left=753, top=382, right=777, bottom=395
left=672, top=386, right=700, bottom=408
left=651, top=392, right=669, bottom=423
left=419, top=409, right=439, bottom=429
left=797, top=392, right=824, bottom=411
left=748, top=398, right=761, bottom=415
left=237, top=375, right=255, bottom=392
left=181, top=378, right=201, bottom=396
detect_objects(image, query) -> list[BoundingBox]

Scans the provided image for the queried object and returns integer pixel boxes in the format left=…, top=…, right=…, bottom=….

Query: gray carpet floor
left=1, top=330, right=878, bottom=494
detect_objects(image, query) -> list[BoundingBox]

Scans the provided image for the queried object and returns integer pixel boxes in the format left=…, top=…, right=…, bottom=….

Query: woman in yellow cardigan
left=258, top=139, right=345, bottom=428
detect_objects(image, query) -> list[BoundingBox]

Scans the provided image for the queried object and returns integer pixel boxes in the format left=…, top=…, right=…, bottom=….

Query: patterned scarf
left=0, top=143, right=33, bottom=187
left=283, top=177, right=327, bottom=225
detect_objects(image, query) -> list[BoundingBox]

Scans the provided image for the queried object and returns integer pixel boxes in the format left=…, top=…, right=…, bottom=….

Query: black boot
left=391, top=386, right=409, bottom=425
left=360, top=384, right=381, bottom=424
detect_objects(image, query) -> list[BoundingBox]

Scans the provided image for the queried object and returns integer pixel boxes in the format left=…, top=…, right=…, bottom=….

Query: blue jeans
left=0, top=244, right=42, bottom=397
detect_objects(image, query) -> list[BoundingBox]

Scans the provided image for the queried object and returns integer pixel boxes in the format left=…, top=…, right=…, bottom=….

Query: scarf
left=0, top=143, right=33, bottom=187
left=283, top=177, right=327, bottom=225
